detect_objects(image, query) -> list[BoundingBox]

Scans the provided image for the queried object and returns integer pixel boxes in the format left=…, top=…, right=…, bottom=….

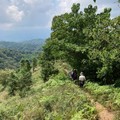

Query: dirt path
left=95, top=102, right=114, bottom=120
left=85, top=92, right=115, bottom=120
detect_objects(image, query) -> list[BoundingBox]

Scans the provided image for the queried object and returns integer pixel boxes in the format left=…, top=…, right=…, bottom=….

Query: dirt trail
left=95, top=102, right=114, bottom=120
left=85, top=92, right=115, bottom=120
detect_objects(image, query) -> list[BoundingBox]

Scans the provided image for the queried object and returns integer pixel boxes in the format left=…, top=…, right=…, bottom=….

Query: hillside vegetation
left=0, top=48, right=25, bottom=69
left=0, top=39, right=44, bottom=69
left=0, top=39, right=44, bottom=52
left=0, top=62, right=120, bottom=119
left=0, top=67, right=97, bottom=120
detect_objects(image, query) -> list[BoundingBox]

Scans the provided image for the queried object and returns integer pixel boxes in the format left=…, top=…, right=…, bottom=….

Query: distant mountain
left=0, top=39, right=45, bottom=69
left=20, top=39, right=45, bottom=45
left=0, top=39, right=45, bottom=53
left=0, top=48, right=24, bottom=69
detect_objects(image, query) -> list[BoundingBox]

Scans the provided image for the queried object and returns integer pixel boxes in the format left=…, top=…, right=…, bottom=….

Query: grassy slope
left=0, top=67, right=97, bottom=120
left=0, top=62, right=120, bottom=119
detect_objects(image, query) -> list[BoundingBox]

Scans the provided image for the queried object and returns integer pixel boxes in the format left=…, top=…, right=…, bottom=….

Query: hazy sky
left=0, top=0, right=119, bottom=41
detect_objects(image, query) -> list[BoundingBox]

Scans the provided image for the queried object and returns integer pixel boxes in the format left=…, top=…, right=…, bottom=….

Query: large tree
left=51, top=3, right=98, bottom=75
left=42, top=3, right=120, bottom=84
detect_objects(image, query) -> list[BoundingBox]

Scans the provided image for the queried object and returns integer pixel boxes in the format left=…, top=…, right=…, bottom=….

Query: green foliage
left=0, top=70, right=97, bottom=120
left=42, top=3, right=120, bottom=84
left=114, top=79, right=120, bottom=87
left=40, top=39, right=59, bottom=82
left=0, top=48, right=24, bottom=69
left=8, top=73, right=19, bottom=95
left=41, top=59, right=58, bottom=82
left=71, top=3, right=80, bottom=14
left=0, top=70, right=13, bottom=90
left=8, top=60, right=32, bottom=97
left=50, top=3, right=99, bottom=73
left=0, top=39, right=44, bottom=53
left=0, top=39, right=44, bottom=69
left=53, top=72, right=69, bottom=81
left=32, top=58, right=37, bottom=72
left=86, top=14, right=120, bottom=83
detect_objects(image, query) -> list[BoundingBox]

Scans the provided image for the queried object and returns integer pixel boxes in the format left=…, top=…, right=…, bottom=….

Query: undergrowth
left=0, top=69, right=97, bottom=120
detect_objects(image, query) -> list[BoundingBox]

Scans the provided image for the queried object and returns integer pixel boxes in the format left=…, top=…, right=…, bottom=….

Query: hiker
left=79, top=72, right=86, bottom=87
left=70, top=69, right=77, bottom=81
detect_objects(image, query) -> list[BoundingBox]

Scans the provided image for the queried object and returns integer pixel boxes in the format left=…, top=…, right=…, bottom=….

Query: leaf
left=93, top=0, right=96, bottom=2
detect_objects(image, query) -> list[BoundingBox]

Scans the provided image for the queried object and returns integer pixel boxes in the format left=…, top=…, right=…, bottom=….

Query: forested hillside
left=0, top=48, right=24, bottom=69
left=0, top=39, right=44, bottom=69
left=0, top=62, right=120, bottom=119
left=0, top=65, right=98, bottom=120
left=0, top=39, right=44, bottom=52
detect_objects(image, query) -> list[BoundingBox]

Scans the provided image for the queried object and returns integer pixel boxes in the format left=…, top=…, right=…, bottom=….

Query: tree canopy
left=41, top=3, right=120, bottom=84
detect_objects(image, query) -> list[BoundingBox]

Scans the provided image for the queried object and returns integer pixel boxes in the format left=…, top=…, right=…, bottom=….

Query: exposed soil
left=85, top=92, right=115, bottom=120
left=95, top=101, right=114, bottom=120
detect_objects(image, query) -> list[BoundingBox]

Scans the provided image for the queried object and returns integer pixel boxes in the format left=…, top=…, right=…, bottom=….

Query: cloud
left=6, top=5, right=24, bottom=22
left=0, top=0, right=119, bottom=41
left=13, top=0, right=54, bottom=28
left=0, top=23, right=13, bottom=30
left=24, top=0, right=38, bottom=5
left=1, top=0, right=118, bottom=29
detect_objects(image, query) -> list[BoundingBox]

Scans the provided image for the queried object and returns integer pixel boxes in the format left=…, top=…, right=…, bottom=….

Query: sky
left=0, top=0, right=119, bottom=42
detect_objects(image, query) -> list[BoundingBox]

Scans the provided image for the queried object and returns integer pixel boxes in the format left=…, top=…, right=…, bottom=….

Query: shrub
left=7, top=60, right=32, bottom=97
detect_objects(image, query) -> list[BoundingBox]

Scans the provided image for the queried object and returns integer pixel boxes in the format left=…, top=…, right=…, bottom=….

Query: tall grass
left=0, top=70, right=97, bottom=120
